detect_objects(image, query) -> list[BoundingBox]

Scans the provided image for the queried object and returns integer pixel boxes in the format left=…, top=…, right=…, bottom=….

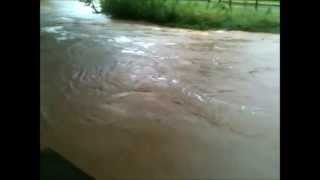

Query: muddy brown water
left=41, top=0, right=279, bottom=179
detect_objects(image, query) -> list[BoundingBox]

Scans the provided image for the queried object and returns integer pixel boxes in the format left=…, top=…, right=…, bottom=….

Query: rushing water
left=41, top=0, right=280, bottom=179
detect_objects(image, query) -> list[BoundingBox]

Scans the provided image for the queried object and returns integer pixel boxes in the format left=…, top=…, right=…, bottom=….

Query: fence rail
left=183, top=0, right=280, bottom=10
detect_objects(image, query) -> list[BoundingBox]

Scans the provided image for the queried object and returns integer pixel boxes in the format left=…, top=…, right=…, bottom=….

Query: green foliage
left=100, top=0, right=279, bottom=33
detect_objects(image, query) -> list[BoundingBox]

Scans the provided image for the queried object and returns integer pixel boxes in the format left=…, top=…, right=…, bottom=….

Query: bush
left=100, top=0, right=279, bottom=33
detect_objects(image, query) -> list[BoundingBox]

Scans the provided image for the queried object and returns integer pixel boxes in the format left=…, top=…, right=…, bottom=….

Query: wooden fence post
left=207, top=0, right=211, bottom=9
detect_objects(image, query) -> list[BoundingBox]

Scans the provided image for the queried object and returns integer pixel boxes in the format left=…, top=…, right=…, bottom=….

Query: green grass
left=100, top=0, right=279, bottom=33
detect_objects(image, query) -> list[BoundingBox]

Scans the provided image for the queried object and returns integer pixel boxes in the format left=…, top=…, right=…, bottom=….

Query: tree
left=79, top=0, right=100, bottom=13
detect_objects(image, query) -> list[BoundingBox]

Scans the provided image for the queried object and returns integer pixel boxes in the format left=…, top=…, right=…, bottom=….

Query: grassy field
left=100, top=0, right=279, bottom=33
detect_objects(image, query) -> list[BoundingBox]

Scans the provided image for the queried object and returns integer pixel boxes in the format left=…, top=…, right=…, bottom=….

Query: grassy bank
left=100, top=0, right=279, bottom=33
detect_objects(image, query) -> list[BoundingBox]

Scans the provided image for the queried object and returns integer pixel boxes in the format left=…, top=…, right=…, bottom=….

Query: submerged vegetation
left=99, top=0, right=279, bottom=33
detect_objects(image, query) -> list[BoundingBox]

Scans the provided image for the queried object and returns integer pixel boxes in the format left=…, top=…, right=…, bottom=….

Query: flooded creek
left=41, top=0, right=280, bottom=179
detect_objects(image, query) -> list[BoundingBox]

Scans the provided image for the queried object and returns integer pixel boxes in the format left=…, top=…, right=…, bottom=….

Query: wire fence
left=184, top=0, right=280, bottom=10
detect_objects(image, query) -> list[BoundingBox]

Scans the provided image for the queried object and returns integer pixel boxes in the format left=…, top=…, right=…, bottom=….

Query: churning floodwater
left=41, top=0, right=280, bottom=179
